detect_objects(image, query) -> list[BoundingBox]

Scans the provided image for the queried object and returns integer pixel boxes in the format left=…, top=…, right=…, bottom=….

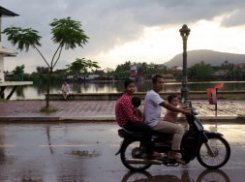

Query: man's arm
left=160, top=101, right=190, bottom=114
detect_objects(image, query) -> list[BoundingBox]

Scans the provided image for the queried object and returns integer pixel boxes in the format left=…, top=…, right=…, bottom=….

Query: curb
left=0, top=116, right=60, bottom=123
left=0, top=115, right=244, bottom=124
left=0, top=116, right=115, bottom=123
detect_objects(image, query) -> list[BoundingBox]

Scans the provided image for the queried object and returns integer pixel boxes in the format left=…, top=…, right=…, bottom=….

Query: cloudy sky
left=1, top=0, right=245, bottom=73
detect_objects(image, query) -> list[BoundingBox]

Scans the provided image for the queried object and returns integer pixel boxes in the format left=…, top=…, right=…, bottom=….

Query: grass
left=40, top=105, right=58, bottom=113
left=0, top=99, right=8, bottom=102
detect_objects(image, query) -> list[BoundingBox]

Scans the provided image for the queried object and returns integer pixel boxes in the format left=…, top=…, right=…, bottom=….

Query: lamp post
left=179, top=24, right=191, bottom=104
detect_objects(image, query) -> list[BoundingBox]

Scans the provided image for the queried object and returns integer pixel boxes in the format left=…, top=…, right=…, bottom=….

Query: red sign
left=214, top=83, right=224, bottom=89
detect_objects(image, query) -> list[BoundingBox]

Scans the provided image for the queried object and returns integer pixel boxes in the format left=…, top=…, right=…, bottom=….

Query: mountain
left=164, top=50, right=245, bottom=68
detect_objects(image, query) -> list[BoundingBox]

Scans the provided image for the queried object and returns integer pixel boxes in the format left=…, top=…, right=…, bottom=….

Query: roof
left=0, top=81, right=33, bottom=86
left=0, top=6, right=19, bottom=16
left=0, top=46, right=17, bottom=57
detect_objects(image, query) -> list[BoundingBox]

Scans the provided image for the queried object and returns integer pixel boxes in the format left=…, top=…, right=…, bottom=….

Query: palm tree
left=85, top=59, right=100, bottom=73
left=3, top=17, right=89, bottom=108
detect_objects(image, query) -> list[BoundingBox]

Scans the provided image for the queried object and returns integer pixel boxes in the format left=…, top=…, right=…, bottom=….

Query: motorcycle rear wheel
left=121, top=140, right=152, bottom=171
left=197, top=135, right=230, bottom=169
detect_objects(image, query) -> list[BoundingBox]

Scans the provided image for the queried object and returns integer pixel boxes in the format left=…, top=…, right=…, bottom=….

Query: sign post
left=207, top=83, right=224, bottom=131
left=207, top=83, right=224, bottom=116
left=207, top=88, right=217, bottom=117
left=214, top=83, right=224, bottom=117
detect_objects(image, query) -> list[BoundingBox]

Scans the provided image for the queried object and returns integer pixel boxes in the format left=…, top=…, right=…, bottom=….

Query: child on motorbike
left=131, top=96, right=143, bottom=120
left=164, top=94, right=189, bottom=130
left=164, top=94, right=180, bottom=123
left=131, top=95, right=163, bottom=159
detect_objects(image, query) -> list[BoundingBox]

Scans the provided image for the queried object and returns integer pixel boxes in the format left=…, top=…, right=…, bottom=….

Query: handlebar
left=183, top=101, right=199, bottom=116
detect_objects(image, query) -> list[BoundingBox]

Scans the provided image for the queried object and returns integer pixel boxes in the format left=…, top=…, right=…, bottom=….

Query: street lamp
left=179, top=24, right=191, bottom=105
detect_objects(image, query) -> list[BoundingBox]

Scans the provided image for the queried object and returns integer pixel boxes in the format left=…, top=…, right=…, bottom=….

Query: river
left=6, top=80, right=245, bottom=100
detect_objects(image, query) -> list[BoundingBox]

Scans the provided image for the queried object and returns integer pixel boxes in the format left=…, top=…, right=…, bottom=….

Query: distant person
left=61, top=81, right=70, bottom=100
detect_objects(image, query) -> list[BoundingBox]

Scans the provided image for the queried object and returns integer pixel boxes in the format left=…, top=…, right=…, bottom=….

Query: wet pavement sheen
left=0, top=122, right=244, bottom=182
left=0, top=100, right=244, bottom=121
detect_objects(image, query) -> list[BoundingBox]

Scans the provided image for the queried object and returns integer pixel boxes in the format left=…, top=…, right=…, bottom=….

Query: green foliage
left=188, top=61, right=214, bottom=81
left=138, top=62, right=167, bottom=79
left=214, top=60, right=245, bottom=80
left=113, top=61, right=168, bottom=80
left=50, top=17, right=89, bottom=49
left=3, top=17, right=89, bottom=108
left=226, top=65, right=245, bottom=80
left=12, top=64, right=25, bottom=81
left=67, top=58, right=100, bottom=80
left=3, top=17, right=89, bottom=70
left=29, top=67, right=48, bottom=83
left=30, top=67, right=68, bottom=84
left=2, top=27, right=41, bottom=51
left=114, top=61, right=131, bottom=79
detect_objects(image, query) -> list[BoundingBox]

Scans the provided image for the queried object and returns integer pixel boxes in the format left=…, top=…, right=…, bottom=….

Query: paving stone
left=0, top=100, right=244, bottom=122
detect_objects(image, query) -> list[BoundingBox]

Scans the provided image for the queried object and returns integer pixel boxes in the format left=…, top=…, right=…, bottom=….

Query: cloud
left=1, top=0, right=245, bottom=72
left=221, top=9, right=245, bottom=27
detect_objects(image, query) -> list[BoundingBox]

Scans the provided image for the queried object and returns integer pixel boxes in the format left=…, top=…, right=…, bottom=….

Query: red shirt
left=115, top=92, right=142, bottom=127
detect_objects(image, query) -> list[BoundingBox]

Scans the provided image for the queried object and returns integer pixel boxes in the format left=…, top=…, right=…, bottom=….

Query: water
left=6, top=81, right=245, bottom=100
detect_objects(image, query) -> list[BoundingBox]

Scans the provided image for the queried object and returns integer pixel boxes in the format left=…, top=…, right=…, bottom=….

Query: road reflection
left=0, top=123, right=244, bottom=181
left=121, top=169, right=230, bottom=182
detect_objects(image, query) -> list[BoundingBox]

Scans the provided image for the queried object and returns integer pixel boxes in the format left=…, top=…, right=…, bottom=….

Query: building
left=0, top=6, right=19, bottom=82
left=0, top=6, right=32, bottom=99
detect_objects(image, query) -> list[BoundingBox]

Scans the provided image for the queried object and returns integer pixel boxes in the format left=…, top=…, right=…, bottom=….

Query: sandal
left=168, top=151, right=186, bottom=164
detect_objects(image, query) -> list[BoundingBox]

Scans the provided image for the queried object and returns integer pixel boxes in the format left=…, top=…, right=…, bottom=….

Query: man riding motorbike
left=144, top=74, right=190, bottom=163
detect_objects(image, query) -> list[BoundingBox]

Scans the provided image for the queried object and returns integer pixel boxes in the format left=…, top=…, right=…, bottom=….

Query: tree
left=114, top=61, right=132, bottom=79
left=12, top=64, right=25, bottom=81
left=188, top=61, right=214, bottom=81
left=113, top=61, right=168, bottom=80
left=3, top=17, right=89, bottom=108
left=67, top=58, right=100, bottom=81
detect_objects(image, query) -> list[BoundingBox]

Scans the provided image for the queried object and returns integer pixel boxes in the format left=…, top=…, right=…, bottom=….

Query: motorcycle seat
left=118, top=128, right=173, bottom=141
left=152, top=130, right=173, bottom=139
left=118, top=128, right=145, bottom=138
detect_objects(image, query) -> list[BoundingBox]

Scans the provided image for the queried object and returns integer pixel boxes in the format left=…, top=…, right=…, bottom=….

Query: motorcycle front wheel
left=197, top=135, right=230, bottom=169
left=196, top=169, right=230, bottom=182
left=120, top=140, right=152, bottom=171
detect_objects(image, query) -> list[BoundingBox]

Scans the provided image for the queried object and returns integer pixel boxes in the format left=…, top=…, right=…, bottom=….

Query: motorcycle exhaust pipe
left=125, top=159, right=162, bottom=165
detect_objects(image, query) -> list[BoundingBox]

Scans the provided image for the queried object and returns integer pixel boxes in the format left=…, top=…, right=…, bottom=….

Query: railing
left=45, top=91, right=245, bottom=101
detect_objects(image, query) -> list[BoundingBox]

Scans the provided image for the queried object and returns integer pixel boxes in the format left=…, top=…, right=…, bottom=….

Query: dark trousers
left=123, top=121, right=153, bottom=154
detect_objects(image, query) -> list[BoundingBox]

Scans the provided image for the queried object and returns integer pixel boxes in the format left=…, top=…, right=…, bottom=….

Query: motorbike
left=115, top=104, right=231, bottom=171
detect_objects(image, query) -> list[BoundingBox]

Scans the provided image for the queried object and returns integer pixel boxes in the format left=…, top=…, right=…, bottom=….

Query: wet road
left=0, top=123, right=244, bottom=182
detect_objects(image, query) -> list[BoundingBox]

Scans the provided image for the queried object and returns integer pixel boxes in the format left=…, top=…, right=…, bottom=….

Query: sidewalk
left=0, top=100, right=244, bottom=123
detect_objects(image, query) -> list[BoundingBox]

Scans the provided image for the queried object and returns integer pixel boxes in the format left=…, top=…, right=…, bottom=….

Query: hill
left=164, top=50, right=245, bottom=68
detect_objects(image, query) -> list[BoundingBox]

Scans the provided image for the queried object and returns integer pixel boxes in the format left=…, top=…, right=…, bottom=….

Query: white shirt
left=144, top=90, right=164, bottom=127
left=61, top=83, right=70, bottom=93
